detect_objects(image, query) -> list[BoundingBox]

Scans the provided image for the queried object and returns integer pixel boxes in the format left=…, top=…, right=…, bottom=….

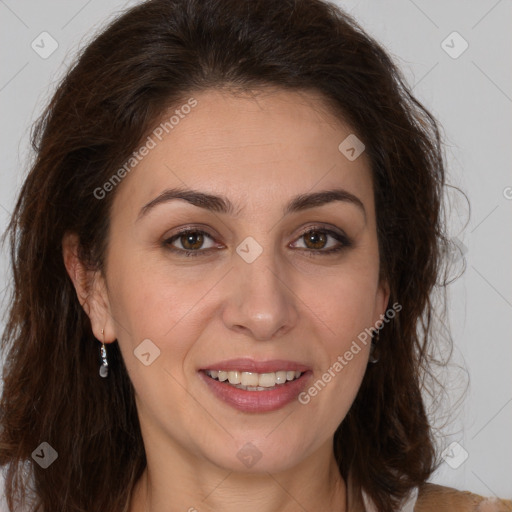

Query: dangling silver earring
left=99, top=328, right=109, bottom=378
left=369, top=330, right=380, bottom=364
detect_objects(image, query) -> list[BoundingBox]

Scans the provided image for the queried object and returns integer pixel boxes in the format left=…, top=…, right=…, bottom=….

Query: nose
left=220, top=245, right=299, bottom=341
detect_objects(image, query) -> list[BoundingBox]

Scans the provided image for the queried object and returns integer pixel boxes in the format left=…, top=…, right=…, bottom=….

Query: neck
left=130, top=443, right=347, bottom=512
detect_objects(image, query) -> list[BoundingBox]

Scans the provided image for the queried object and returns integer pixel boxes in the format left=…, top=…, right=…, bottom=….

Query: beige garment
left=346, top=472, right=512, bottom=511
left=414, top=483, right=512, bottom=512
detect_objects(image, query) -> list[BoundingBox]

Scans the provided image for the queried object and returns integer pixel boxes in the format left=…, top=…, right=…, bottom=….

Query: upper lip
left=200, top=358, right=311, bottom=373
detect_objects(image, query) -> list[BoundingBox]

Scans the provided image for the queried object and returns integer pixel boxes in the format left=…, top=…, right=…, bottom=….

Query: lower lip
left=199, top=370, right=311, bottom=413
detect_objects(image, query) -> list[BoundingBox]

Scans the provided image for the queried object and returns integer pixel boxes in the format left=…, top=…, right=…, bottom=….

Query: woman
left=0, top=0, right=510, bottom=511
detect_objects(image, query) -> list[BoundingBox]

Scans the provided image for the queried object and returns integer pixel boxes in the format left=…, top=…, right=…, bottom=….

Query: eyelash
left=163, top=225, right=352, bottom=258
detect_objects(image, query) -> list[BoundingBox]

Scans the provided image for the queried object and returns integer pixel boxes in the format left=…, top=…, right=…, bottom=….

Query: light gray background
left=0, top=0, right=511, bottom=507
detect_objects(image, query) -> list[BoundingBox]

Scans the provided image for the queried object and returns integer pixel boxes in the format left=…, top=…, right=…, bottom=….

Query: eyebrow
left=137, top=186, right=366, bottom=223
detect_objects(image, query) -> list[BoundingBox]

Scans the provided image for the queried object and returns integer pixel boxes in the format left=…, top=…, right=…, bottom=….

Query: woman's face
left=85, top=88, right=389, bottom=473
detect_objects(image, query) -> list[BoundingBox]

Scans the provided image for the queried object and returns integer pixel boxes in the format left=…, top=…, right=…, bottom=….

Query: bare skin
left=63, top=87, right=389, bottom=512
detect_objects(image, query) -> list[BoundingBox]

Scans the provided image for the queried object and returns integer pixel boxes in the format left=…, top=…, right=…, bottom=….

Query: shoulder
left=414, top=483, right=512, bottom=512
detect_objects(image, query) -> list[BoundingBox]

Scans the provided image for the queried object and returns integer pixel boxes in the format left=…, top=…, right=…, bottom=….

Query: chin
left=201, top=433, right=312, bottom=474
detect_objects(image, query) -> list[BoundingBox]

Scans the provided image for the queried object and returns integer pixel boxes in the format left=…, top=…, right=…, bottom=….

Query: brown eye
left=303, top=230, right=328, bottom=250
left=291, top=227, right=352, bottom=254
left=180, top=232, right=205, bottom=250
left=164, top=229, right=217, bottom=256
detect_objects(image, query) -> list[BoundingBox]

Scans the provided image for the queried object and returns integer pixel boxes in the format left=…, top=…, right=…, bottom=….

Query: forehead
left=110, top=88, right=374, bottom=222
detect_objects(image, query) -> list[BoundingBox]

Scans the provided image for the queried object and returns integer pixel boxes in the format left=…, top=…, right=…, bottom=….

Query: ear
left=62, top=232, right=117, bottom=343
left=373, top=277, right=391, bottom=325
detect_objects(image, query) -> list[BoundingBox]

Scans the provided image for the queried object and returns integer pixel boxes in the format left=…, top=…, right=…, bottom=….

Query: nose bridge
left=222, top=234, right=298, bottom=340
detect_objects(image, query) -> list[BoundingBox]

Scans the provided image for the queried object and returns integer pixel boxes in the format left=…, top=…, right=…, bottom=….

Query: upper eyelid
left=294, top=224, right=343, bottom=237
left=166, top=224, right=342, bottom=239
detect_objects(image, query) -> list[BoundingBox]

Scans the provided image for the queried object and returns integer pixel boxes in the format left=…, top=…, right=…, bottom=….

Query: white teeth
left=205, top=369, right=304, bottom=390
left=240, top=372, right=259, bottom=386
left=275, top=371, right=287, bottom=384
left=258, top=373, right=276, bottom=387
left=227, top=371, right=241, bottom=384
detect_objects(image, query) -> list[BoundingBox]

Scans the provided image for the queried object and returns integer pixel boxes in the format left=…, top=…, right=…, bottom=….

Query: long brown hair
left=0, top=0, right=451, bottom=510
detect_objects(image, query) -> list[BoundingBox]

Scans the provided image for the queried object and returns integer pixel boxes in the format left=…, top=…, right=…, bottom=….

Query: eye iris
left=304, top=231, right=326, bottom=249
left=181, top=232, right=204, bottom=250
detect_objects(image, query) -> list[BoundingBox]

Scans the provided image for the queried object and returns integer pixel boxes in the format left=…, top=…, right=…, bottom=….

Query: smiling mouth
left=204, top=369, right=303, bottom=391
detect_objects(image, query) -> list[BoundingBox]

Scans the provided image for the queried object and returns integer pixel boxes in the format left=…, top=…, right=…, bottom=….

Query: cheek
left=299, top=265, right=378, bottom=408
left=105, top=261, right=193, bottom=380
left=107, top=266, right=205, bottom=424
left=299, top=278, right=374, bottom=423
left=308, top=266, right=380, bottom=338
left=298, top=342, right=368, bottom=444
left=108, top=251, right=210, bottom=336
